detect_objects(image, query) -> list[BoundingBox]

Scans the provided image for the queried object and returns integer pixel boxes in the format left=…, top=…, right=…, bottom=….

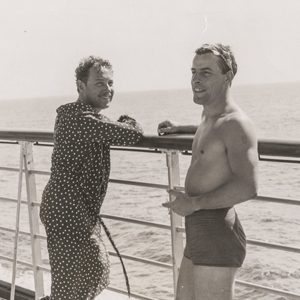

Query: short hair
left=75, top=55, right=112, bottom=84
left=195, top=43, right=237, bottom=77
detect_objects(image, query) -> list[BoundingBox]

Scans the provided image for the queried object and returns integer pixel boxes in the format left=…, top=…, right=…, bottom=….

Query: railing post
left=165, top=150, right=184, bottom=297
left=10, top=142, right=25, bottom=300
left=23, top=142, right=44, bottom=299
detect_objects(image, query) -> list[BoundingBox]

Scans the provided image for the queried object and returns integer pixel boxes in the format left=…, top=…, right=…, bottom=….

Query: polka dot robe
left=40, top=102, right=143, bottom=300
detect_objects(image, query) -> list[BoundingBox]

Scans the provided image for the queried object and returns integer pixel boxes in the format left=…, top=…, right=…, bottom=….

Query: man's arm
left=70, top=112, right=143, bottom=146
left=176, top=125, right=198, bottom=134
left=192, top=116, right=258, bottom=210
left=158, top=120, right=198, bottom=135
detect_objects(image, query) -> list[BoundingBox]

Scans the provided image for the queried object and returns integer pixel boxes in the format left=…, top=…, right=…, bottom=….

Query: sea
left=0, top=82, right=299, bottom=300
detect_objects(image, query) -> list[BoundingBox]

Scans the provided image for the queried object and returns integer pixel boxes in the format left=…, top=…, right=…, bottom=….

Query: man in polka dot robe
left=40, top=56, right=143, bottom=300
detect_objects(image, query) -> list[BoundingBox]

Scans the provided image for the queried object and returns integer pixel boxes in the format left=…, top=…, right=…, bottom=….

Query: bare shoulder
left=218, top=110, right=257, bottom=148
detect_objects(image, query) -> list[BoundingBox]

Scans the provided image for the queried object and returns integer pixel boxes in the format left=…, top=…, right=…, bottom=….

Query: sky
left=1, top=0, right=300, bottom=100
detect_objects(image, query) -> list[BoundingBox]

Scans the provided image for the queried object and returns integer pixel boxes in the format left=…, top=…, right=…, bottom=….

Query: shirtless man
left=158, top=44, right=258, bottom=300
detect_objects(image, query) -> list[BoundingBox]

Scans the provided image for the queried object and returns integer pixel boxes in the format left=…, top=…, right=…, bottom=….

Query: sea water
left=0, top=82, right=299, bottom=299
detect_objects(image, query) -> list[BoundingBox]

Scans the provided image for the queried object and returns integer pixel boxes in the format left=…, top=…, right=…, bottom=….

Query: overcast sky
left=1, top=0, right=300, bottom=100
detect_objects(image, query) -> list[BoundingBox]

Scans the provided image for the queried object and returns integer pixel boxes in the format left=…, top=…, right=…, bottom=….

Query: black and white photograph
left=0, top=1, right=299, bottom=299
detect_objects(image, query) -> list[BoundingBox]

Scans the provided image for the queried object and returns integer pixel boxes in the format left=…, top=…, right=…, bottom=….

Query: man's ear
left=225, top=71, right=233, bottom=86
left=77, top=80, right=86, bottom=93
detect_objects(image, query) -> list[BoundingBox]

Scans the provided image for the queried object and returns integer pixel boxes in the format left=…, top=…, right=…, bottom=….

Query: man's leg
left=176, top=256, right=195, bottom=300
left=193, top=265, right=238, bottom=300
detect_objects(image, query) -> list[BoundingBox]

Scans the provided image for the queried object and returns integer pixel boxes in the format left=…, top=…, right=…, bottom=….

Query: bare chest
left=192, top=122, right=226, bottom=163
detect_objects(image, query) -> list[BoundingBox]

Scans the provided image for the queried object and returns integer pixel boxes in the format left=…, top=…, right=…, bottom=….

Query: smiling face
left=78, top=66, right=114, bottom=112
left=191, top=53, right=229, bottom=106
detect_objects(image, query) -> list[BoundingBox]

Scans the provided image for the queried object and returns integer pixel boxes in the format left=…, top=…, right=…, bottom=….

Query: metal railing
left=0, top=130, right=299, bottom=300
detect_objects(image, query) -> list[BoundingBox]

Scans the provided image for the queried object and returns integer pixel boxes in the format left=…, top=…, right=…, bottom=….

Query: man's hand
left=157, top=120, right=179, bottom=136
left=162, top=189, right=196, bottom=216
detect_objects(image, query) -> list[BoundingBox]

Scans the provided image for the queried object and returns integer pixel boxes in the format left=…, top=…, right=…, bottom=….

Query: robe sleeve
left=70, top=111, right=143, bottom=146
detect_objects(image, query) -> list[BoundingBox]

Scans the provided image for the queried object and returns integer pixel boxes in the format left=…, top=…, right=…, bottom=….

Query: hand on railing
left=157, top=120, right=179, bottom=136
left=157, top=121, right=198, bottom=136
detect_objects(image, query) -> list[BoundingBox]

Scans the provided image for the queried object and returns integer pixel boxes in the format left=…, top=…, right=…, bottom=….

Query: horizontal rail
left=0, top=130, right=54, bottom=143
left=0, top=226, right=47, bottom=241
left=0, top=196, right=28, bottom=205
left=2, top=193, right=300, bottom=208
left=36, top=265, right=50, bottom=272
left=236, top=280, right=300, bottom=299
left=108, top=251, right=172, bottom=269
left=0, top=140, right=18, bottom=144
left=30, top=170, right=50, bottom=176
left=182, top=151, right=300, bottom=163
left=258, top=139, right=300, bottom=158
left=0, top=166, right=20, bottom=172
left=111, top=147, right=163, bottom=154
left=109, top=179, right=168, bottom=190
left=246, top=239, right=300, bottom=253
left=0, top=167, right=51, bottom=175
left=259, top=156, right=300, bottom=163
left=100, top=214, right=171, bottom=230
left=254, top=196, right=300, bottom=206
left=0, top=226, right=32, bottom=237
left=0, top=255, right=32, bottom=268
left=1, top=130, right=300, bottom=157
left=35, top=233, right=47, bottom=240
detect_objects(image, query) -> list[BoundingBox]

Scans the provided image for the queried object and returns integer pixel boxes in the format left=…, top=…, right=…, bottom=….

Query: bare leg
left=193, top=265, right=238, bottom=300
left=176, top=256, right=195, bottom=300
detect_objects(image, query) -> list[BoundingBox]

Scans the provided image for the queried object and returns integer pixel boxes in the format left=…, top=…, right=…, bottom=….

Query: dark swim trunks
left=184, top=207, right=246, bottom=267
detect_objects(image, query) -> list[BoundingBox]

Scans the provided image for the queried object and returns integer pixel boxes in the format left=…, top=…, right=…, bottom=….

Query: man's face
left=191, top=53, right=228, bottom=106
left=80, top=66, right=114, bottom=111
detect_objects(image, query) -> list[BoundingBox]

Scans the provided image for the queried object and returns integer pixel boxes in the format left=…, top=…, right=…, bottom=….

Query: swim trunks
left=184, top=207, right=246, bottom=267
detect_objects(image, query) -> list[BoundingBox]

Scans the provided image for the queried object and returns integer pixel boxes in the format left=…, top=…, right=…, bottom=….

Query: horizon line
left=0, top=80, right=299, bottom=102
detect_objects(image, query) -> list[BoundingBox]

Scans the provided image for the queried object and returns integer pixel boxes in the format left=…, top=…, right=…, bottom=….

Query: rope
left=98, top=217, right=131, bottom=298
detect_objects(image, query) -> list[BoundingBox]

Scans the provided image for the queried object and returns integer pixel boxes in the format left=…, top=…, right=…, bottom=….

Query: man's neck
left=77, top=96, right=86, bottom=105
left=77, top=97, right=101, bottom=113
left=202, top=91, right=232, bottom=119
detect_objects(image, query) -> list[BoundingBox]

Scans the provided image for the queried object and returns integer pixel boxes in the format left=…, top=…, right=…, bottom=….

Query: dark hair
left=195, top=44, right=237, bottom=77
left=75, top=55, right=112, bottom=84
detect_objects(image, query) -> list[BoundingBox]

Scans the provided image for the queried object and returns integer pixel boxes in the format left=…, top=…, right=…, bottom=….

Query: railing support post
left=165, top=150, right=184, bottom=297
left=10, top=142, right=25, bottom=300
left=23, top=142, right=44, bottom=299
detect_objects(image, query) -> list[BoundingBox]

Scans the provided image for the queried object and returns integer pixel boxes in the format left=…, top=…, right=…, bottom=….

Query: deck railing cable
left=0, top=131, right=300, bottom=299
